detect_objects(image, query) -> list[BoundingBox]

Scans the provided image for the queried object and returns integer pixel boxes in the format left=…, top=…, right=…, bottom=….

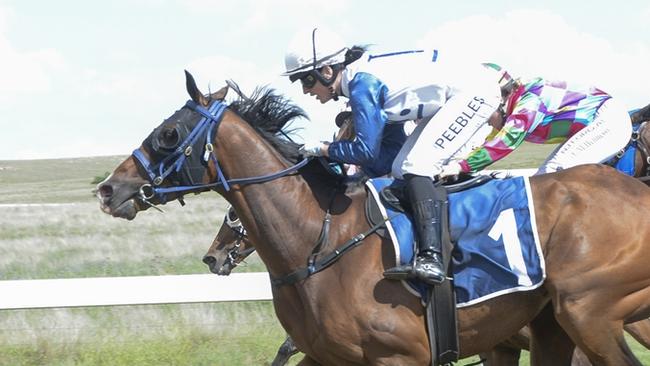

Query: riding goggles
left=299, top=73, right=317, bottom=89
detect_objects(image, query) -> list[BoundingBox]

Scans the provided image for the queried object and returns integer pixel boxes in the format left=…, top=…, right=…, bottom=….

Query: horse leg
left=528, top=303, right=575, bottom=366
left=480, top=346, right=522, bottom=366
left=551, top=293, right=642, bottom=366
left=625, top=319, right=650, bottom=349
left=480, top=326, right=531, bottom=366
left=271, top=335, right=299, bottom=366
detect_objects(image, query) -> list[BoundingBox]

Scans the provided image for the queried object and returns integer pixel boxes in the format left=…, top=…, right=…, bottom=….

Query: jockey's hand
left=440, top=162, right=462, bottom=177
left=299, top=139, right=326, bottom=157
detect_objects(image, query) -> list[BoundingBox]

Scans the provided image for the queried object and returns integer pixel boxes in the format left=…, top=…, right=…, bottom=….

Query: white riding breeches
left=535, top=98, right=632, bottom=175
left=392, top=90, right=501, bottom=180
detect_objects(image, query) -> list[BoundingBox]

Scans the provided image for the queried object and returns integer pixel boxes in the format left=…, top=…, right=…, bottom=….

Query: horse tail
left=630, top=102, right=650, bottom=124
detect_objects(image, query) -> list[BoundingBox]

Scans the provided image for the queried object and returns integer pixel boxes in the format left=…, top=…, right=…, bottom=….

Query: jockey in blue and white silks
left=283, top=27, right=503, bottom=285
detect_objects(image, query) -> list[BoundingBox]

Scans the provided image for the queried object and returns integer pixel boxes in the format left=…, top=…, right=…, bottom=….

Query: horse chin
left=217, top=266, right=232, bottom=276
left=216, top=265, right=234, bottom=276
left=102, top=199, right=140, bottom=221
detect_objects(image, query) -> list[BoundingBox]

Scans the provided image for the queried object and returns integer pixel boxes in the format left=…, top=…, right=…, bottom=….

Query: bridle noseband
left=222, top=205, right=254, bottom=268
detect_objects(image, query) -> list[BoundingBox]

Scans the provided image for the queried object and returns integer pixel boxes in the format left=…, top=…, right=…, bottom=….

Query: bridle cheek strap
left=131, top=98, right=313, bottom=203
left=131, top=99, right=230, bottom=201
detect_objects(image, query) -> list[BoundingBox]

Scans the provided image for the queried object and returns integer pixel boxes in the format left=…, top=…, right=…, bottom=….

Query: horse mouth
left=216, top=264, right=234, bottom=276
left=203, top=255, right=234, bottom=275
left=99, top=196, right=141, bottom=220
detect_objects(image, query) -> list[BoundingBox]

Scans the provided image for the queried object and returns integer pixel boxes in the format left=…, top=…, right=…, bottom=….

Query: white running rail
left=0, top=169, right=536, bottom=310
left=0, top=273, right=273, bottom=310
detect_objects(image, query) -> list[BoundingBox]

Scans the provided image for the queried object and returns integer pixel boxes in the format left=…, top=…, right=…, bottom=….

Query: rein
left=132, top=98, right=311, bottom=202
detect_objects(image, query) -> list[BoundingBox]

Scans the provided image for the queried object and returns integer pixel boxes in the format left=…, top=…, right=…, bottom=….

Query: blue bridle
left=132, top=98, right=310, bottom=204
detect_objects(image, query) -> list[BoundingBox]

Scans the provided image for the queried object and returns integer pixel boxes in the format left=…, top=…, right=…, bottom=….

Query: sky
left=0, top=0, right=649, bottom=160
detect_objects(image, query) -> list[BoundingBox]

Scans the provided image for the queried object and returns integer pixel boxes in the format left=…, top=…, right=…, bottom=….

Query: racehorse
left=97, top=71, right=650, bottom=365
left=205, top=205, right=650, bottom=365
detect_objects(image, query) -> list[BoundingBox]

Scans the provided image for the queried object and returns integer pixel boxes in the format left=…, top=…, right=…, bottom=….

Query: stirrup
left=383, top=264, right=414, bottom=281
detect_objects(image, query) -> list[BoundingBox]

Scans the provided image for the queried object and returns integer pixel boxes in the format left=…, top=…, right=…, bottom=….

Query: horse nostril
left=202, top=255, right=216, bottom=266
left=98, top=184, right=113, bottom=198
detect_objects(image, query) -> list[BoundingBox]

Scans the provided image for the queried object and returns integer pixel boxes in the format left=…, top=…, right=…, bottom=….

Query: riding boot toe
left=413, top=254, right=446, bottom=285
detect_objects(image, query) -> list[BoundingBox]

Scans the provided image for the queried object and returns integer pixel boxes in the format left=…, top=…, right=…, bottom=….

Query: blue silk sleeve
left=328, top=72, right=399, bottom=177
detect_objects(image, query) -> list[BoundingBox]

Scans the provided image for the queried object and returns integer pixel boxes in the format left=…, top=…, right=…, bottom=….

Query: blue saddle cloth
left=366, top=176, right=545, bottom=307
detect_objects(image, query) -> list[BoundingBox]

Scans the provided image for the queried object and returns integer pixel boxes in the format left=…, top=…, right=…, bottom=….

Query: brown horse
left=205, top=205, right=650, bottom=365
left=97, top=71, right=650, bottom=365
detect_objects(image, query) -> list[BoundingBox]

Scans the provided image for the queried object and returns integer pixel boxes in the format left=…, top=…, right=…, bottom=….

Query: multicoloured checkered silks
left=458, top=77, right=611, bottom=172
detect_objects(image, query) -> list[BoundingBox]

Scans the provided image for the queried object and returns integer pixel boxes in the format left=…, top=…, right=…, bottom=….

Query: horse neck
left=213, top=113, right=329, bottom=276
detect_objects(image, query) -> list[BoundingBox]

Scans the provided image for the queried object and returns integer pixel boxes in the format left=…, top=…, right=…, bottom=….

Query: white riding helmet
left=282, top=27, right=348, bottom=78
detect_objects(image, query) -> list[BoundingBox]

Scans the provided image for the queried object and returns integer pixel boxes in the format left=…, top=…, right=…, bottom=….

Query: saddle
left=378, top=174, right=493, bottom=214
left=366, top=174, right=493, bottom=366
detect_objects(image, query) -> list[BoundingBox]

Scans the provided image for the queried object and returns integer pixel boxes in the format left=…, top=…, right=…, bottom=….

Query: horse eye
left=152, top=125, right=181, bottom=152
left=159, top=127, right=180, bottom=149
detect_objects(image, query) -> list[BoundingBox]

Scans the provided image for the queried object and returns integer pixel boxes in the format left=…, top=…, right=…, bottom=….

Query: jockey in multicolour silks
left=440, top=64, right=633, bottom=177
left=282, top=27, right=505, bottom=286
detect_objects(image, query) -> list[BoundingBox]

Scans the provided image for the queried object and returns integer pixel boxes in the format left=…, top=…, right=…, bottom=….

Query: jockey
left=440, top=64, right=633, bottom=176
left=283, top=27, right=504, bottom=285
left=283, top=27, right=407, bottom=178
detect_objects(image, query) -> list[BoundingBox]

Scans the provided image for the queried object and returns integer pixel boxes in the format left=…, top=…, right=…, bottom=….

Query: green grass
left=0, top=302, right=289, bottom=366
left=489, top=142, right=556, bottom=170
left=0, top=156, right=126, bottom=204
left=1, top=152, right=649, bottom=365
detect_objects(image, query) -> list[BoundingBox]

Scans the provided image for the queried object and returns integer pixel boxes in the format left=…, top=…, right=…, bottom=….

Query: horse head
left=96, top=71, right=233, bottom=220
left=203, top=205, right=255, bottom=275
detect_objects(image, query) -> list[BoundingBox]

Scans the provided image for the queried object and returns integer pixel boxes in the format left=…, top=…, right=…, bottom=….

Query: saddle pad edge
left=365, top=180, right=421, bottom=299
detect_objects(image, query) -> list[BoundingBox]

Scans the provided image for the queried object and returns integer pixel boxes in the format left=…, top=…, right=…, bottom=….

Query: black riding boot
left=384, top=175, right=446, bottom=285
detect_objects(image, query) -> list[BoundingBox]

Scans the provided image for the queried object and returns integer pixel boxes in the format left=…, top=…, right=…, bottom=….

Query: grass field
left=1, top=146, right=649, bottom=365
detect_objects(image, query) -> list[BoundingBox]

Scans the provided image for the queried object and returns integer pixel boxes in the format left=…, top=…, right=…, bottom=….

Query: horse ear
left=210, top=85, right=229, bottom=101
left=184, top=70, right=209, bottom=106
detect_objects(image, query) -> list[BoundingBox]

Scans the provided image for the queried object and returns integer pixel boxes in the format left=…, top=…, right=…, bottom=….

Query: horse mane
left=225, top=82, right=364, bottom=192
left=227, top=82, right=306, bottom=164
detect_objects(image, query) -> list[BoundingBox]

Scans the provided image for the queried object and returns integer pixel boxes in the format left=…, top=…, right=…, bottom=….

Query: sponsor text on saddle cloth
left=366, top=176, right=545, bottom=307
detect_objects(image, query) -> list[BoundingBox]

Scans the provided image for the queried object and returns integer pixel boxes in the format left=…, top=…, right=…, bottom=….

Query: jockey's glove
left=440, top=162, right=462, bottom=177
left=299, top=139, right=326, bottom=157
